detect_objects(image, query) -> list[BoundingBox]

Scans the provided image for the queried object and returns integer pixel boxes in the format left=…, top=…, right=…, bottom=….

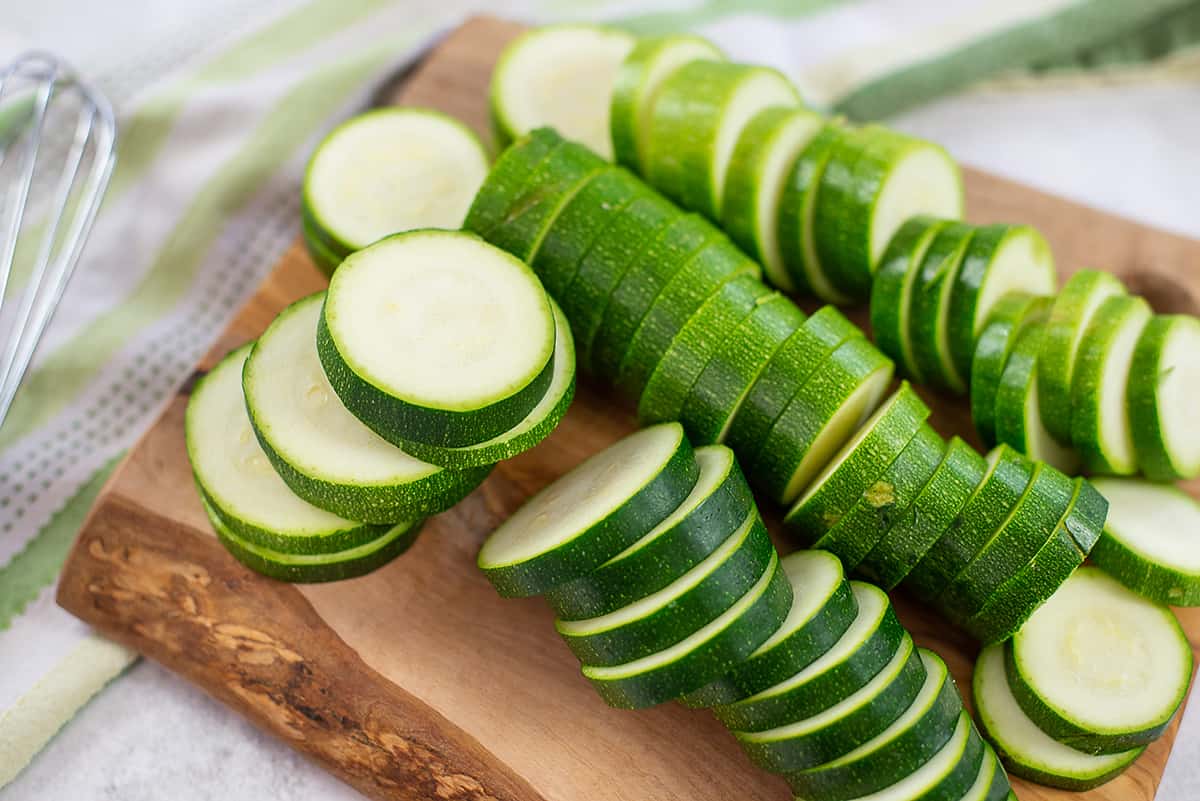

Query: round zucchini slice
left=908, top=222, right=974, bottom=392
left=870, top=216, right=946, bottom=381
left=463, top=128, right=563, bottom=240
left=993, top=323, right=1080, bottom=473
left=1128, top=315, right=1200, bottom=480
left=970, top=293, right=1052, bottom=449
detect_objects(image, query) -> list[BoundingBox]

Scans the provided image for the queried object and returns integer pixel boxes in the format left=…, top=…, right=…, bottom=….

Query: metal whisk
left=0, top=52, right=116, bottom=430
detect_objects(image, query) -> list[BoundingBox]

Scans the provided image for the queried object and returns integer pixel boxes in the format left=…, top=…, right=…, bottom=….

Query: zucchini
left=1037, top=269, right=1127, bottom=443
left=681, top=292, right=805, bottom=445
left=751, top=336, right=894, bottom=505
left=302, top=217, right=344, bottom=278
left=581, top=550, right=792, bottom=709
left=637, top=275, right=772, bottom=425
left=1128, top=314, right=1200, bottom=480
left=785, top=382, right=930, bottom=548
left=682, top=550, right=857, bottom=708
left=974, top=643, right=1144, bottom=791
left=1089, top=477, right=1200, bottom=606
left=970, top=293, right=1052, bottom=448
left=960, top=748, right=1014, bottom=801
left=318, top=231, right=557, bottom=448
left=782, top=649, right=964, bottom=801
left=908, top=222, right=973, bottom=392
left=1069, top=294, right=1152, bottom=475
left=722, top=107, right=824, bottom=290
left=946, top=224, right=1056, bottom=378
left=993, top=323, right=1080, bottom=473
left=463, top=128, right=562, bottom=239
left=302, top=108, right=488, bottom=254
left=869, top=216, right=945, bottom=381
left=186, top=345, right=392, bottom=555
left=714, top=582, right=905, bottom=732
left=243, top=293, right=490, bottom=522
left=735, top=636, right=926, bottom=772
left=489, top=25, right=634, bottom=158
left=391, top=298, right=577, bottom=469
left=610, top=34, right=724, bottom=172
left=546, top=444, right=755, bottom=620
left=814, top=125, right=963, bottom=300
left=644, top=60, right=801, bottom=219
left=856, top=437, right=985, bottom=590
left=1006, top=566, right=1191, bottom=753
left=477, top=423, right=698, bottom=597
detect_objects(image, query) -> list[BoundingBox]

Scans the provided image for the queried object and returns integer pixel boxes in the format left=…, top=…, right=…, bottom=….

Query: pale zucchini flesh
left=1128, top=315, right=1200, bottom=480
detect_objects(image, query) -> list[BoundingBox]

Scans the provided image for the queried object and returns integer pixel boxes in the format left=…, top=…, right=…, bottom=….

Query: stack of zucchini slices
left=479, top=425, right=1014, bottom=800
left=188, top=229, right=577, bottom=581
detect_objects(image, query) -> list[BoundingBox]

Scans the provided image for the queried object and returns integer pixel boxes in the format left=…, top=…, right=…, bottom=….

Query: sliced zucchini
left=319, top=231, right=557, bottom=448
left=856, top=437, right=985, bottom=590
left=681, top=292, right=806, bottom=445
left=870, top=216, right=946, bottom=381
left=1007, top=566, right=1192, bottom=753
left=546, top=445, right=755, bottom=620
left=721, top=107, right=824, bottom=290
left=970, top=293, right=1052, bottom=449
left=782, top=649, right=964, bottom=801
left=302, top=218, right=344, bottom=278
left=302, top=108, right=488, bottom=254
left=785, top=383, right=930, bottom=548
left=243, top=293, right=489, bottom=522
left=1128, top=315, right=1200, bottom=480
left=751, top=336, right=894, bottom=505
left=477, top=423, right=698, bottom=597
left=644, top=60, right=800, bottom=219
left=909, top=222, right=974, bottom=393
left=637, top=275, right=772, bottom=425
left=993, top=323, right=1080, bottom=473
left=714, top=582, right=905, bottom=732
left=610, top=34, right=724, bottom=172
left=946, top=224, right=1056, bottom=378
left=187, top=345, right=391, bottom=555
left=814, top=125, right=963, bottom=300
left=464, top=128, right=563, bottom=240
left=1089, top=477, right=1200, bottom=606
left=974, top=643, right=1144, bottom=791
left=1069, top=294, right=1152, bottom=475
left=1037, top=269, right=1127, bottom=443
left=958, top=748, right=1013, bottom=801
left=581, top=550, right=792, bottom=709
left=682, top=550, right=858, bottom=708
left=489, top=25, right=635, bottom=158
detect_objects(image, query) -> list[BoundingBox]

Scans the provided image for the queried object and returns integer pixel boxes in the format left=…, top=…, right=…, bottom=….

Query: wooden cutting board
left=57, top=15, right=1200, bottom=801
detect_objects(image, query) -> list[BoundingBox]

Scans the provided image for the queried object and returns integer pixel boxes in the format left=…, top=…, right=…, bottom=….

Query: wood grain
left=58, top=14, right=1200, bottom=801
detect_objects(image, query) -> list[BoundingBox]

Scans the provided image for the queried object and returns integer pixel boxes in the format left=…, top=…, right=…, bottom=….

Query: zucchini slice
left=1089, top=477, right=1200, bottom=606
left=974, top=644, right=1144, bottom=791
left=993, top=323, right=1080, bottom=473
left=681, top=292, right=805, bottom=445
left=1006, top=566, right=1192, bottom=753
left=785, top=383, right=930, bottom=549
left=970, top=293, right=1052, bottom=449
left=581, top=550, right=792, bottom=709
left=735, top=636, right=925, bottom=772
left=959, top=748, right=1014, bottom=801
left=1129, top=315, right=1200, bottom=480
left=714, top=582, right=905, bottom=732
left=477, top=423, right=698, bottom=597
left=1069, top=294, right=1152, bottom=475
left=909, top=222, right=974, bottom=392
left=243, top=293, right=490, bottom=522
left=856, top=436, right=985, bottom=590
left=638, top=275, right=772, bottom=425
left=814, top=125, right=963, bottom=300
left=186, top=346, right=392, bottom=555
left=546, top=445, right=756, bottom=620
left=722, top=106, right=824, bottom=290
left=751, top=336, right=894, bottom=505
left=682, top=550, right=857, bottom=708
left=556, top=509, right=771, bottom=666
left=644, top=60, right=801, bottom=219
left=301, top=217, right=345, bottom=278
left=610, top=34, right=724, bottom=172
left=302, top=108, right=488, bottom=254
left=870, top=216, right=946, bottom=381
left=389, top=298, right=576, bottom=469
left=463, top=128, right=563, bottom=240
left=947, top=224, right=1056, bottom=378
left=782, top=650, right=964, bottom=801
left=1037, top=269, right=1127, bottom=443
left=489, top=25, right=635, bottom=158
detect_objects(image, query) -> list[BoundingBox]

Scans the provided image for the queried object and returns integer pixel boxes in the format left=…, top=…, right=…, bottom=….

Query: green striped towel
left=2, top=0, right=1197, bottom=789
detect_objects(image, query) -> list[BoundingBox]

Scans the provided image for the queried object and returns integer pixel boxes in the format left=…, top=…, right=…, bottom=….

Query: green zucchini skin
left=856, top=437, right=985, bottom=590
left=302, top=217, right=346, bottom=278
left=917, top=723, right=987, bottom=801
left=681, top=293, right=806, bottom=446
left=546, top=445, right=756, bottom=620
left=1128, top=315, right=1200, bottom=481
left=464, top=129, right=564, bottom=241
left=970, top=293, right=1052, bottom=449
left=870, top=216, right=945, bottom=381
left=557, top=513, right=772, bottom=666
left=638, top=275, right=772, bottom=426
left=908, top=222, right=974, bottom=392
